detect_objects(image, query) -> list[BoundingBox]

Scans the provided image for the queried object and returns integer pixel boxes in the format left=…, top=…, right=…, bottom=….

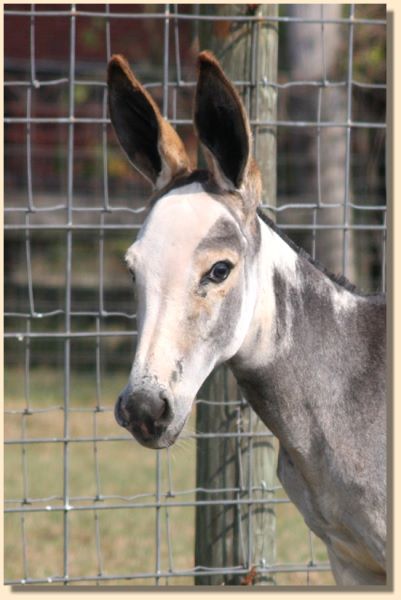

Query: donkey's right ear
left=107, top=55, right=191, bottom=190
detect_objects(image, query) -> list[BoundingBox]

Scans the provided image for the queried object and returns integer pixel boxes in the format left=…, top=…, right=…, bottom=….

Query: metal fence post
left=195, top=4, right=278, bottom=585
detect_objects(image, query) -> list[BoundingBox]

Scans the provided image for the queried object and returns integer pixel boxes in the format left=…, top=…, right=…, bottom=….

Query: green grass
left=4, top=367, right=334, bottom=586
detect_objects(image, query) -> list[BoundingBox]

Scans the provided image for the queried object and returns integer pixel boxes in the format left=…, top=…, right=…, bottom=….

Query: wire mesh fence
left=4, top=3, right=386, bottom=587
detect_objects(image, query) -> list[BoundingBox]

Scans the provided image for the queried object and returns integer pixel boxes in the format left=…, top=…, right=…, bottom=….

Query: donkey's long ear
left=108, top=55, right=191, bottom=190
left=194, top=51, right=253, bottom=192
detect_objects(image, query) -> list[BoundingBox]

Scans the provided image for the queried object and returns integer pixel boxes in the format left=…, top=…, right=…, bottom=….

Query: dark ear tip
left=108, top=54, right=139, bottom=89
left=108, top=54, right=127, bottom=72
left=197, top=50, right=221, bottom=72
left=108, top=55, right=126, bottom=83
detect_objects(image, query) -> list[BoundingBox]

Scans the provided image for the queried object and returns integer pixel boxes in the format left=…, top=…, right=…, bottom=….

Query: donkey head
left=108, top=52, right=263, bottom=448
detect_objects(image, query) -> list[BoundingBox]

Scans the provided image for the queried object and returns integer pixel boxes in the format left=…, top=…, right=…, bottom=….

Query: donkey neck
left=229, top=214, right=362, bottom=455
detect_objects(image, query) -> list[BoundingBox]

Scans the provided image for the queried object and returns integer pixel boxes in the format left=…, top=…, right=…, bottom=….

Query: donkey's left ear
left=108, top=55, right=191, bottom=190
left=194, top=51, right=260, bottom=208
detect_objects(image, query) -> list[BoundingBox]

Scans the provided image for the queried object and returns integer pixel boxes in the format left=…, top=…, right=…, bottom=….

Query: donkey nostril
left=158, top=391, right=173, bottom=422
left=115, top=395, right=128, bottom=427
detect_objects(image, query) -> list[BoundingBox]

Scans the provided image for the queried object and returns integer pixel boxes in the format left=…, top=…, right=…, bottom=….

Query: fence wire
left=4, top=3, right=386, bottom=587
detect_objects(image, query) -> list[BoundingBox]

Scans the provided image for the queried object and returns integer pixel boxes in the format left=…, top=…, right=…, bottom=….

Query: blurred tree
left=282, top=4, right=385, bottom=291
left=283, top=4, right=355, bottom=282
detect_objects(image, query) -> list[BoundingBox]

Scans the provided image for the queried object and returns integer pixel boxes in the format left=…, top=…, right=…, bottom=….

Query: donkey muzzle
left=115, top=385, right=174, bottom=447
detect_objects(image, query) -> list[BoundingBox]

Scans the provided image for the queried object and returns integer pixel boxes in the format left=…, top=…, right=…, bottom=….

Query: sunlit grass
left=4, top=367, right=334, bottom=586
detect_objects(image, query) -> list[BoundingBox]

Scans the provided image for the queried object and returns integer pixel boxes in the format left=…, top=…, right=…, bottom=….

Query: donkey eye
left=206, top=261, right=233, bottom=284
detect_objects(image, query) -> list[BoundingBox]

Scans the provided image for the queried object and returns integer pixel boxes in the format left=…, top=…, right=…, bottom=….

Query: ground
left=4, top=367, right=334, bottom=586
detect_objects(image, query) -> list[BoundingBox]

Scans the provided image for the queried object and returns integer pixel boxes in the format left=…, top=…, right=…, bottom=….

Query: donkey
left=107, top=51, right=386, bottom=586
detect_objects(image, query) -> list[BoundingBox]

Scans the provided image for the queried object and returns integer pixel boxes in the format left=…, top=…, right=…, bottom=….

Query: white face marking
left=125, top=182, right=259, bottom=444
left=120, top=186, right=358, bottom=448
left=126, top=182, right=231, bottom=273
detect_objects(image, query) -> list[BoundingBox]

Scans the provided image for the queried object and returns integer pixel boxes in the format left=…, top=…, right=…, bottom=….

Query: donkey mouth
left=114, top=396, right=180, bottom=449
left=128, top=425, right=180, bottom=449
